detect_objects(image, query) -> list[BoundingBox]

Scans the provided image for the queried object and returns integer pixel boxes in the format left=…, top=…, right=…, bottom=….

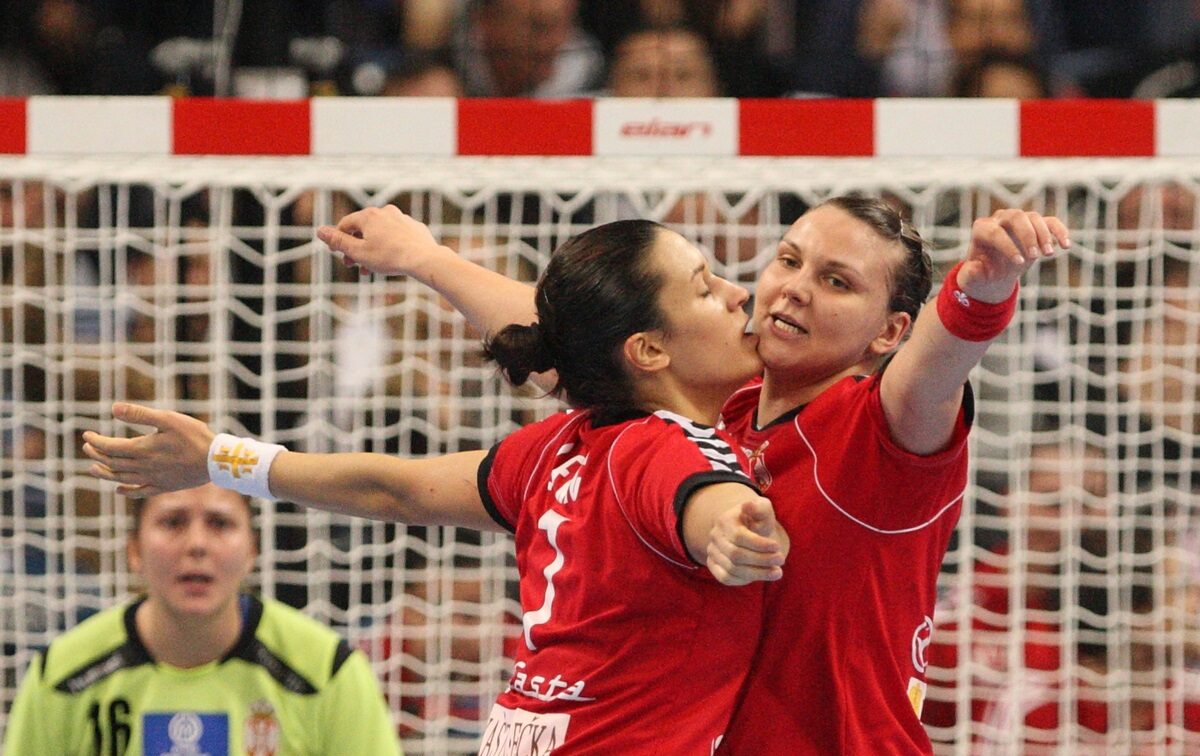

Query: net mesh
left=2, top=155, right=1198, bottom=754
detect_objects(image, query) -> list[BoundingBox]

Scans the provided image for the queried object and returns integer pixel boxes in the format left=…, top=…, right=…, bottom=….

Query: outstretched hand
left=82, top=403, right=214, bottom=497
left=316, top=205, right=447, bottom=278
left=959, top=209, right=1070, bottom=302
left=706, top=497, right=790, bottom=586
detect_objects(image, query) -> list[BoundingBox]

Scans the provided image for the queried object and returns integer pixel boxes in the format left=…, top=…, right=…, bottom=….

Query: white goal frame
left=2, top=152, right=1198, bottom=754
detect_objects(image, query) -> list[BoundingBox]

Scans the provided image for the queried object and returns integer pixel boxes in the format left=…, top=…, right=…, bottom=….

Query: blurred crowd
left=5, top=0, right=1200, bottom=100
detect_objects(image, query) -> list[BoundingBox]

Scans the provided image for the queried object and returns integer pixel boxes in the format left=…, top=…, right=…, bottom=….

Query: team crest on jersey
left=244, top=699, right=280, bottom=756
left=911, top=615, right=934, bottom=673
left=745, top=441, right=772, bottom=490
left=906, top=617, right=935, bottom=718
left=143, top=711, right=229, bottom=755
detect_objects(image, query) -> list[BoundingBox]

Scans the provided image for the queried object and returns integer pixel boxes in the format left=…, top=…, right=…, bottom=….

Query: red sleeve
left=477, top=412, right=576, bottom=533
left=800, top=375, right=972, bottom=532
left=606, top=413, right=757, bottom=569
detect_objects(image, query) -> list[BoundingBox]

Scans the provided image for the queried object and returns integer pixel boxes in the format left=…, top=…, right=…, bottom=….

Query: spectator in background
left=400, top=0, right=458, bottom=51
left=374, top=566, right=521, bottom=745
left=346, top=49, right=466, bottom=97
left=947, top=0, right=1038, bottom=64
left=455, top=0, right=604, bottom=97
left=607, top=25, right=722, bottom=96
left=0, top=0, right=55, bottom=95
left=952, top=49, right=1050, bottom=97
left=757, top=0, right=885, bottom=96
left=10, top=0, right=160, bottom=94
left=582, top=0, right=783, bottom=95
left=316, top=0, right=459, bottom=54
left=3, top=483, right=401, bottom=755
left=858, top=0, right=1055, bottom=97
left=1122, top=253, right=1200, bottom=492
left=1039, top=0, right=1157, bottom=96
left=1131, top=1, right=1200, bottom=97
left=382, top=52, right=465, bottom=97
left=922, top=438, right=1142, bottom=748
left=1168, top=529, right=1200, bottom=681
left=857, top=0, right=955, bottom=96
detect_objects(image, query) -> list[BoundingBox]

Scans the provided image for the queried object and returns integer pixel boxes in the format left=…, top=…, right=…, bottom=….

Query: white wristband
left=207, top=433, right=286, bottom=501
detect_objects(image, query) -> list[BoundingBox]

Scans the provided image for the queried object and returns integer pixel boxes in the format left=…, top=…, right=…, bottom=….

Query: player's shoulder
left=499, top=409, right=585, bottom=451
left=251, top=596, right=356, bottom=691
left=796, top=374, right=877, bottom=422
left=824, top=373, right=875, bottom=403
left=610, top=410, right=745, bottom=474
left=256, top=596, right=342, bottom=647
left=646, top=410, right=729, bottom=443
left=39, top=602, right=145, bottom=692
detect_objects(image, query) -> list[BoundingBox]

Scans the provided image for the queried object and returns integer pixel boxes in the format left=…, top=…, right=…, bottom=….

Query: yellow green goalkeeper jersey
left=3, top=594, right=402, bottom=756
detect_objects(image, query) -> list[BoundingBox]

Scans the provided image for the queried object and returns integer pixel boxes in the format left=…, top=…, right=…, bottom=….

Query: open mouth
left=769, top=312, right=807, bottom=336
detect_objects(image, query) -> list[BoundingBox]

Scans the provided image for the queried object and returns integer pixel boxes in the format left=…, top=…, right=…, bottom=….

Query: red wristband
left=936, top=261, right=1018, bottom=342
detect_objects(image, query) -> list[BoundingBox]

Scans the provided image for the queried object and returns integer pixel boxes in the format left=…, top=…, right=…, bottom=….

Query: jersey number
left=88, top=698, right=131, bottom=756
left=522, top=509, right=568, bottom=651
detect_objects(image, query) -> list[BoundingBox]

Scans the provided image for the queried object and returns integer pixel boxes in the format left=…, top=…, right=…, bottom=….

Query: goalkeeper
left=3, top=484, right=401, bottom=755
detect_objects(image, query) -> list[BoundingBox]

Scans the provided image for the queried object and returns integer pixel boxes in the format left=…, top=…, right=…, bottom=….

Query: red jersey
left=716, top=375, right=970, bottom=755
left=477, top=409, right=765, bottom=755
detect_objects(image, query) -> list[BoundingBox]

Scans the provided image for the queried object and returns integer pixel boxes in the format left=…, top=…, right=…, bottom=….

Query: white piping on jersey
left=653, top=410, right=745, bottom=475
left=608, top=416, right=697, bottom=570
left=792, top=415, right=965, bottom=535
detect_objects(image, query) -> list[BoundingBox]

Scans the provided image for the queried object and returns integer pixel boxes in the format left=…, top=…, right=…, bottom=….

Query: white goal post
left=2, top=131, right=1199, bottom=752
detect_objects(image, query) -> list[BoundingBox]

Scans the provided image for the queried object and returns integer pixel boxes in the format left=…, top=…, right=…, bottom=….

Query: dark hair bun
left=484, top=322, right=556, bottom=386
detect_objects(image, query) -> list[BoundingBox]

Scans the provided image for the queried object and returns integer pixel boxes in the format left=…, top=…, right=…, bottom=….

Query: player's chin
left=753, top=330, right=798, bottom=364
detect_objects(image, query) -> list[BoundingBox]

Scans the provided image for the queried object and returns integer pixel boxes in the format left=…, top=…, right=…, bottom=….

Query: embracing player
left=315, top=196, right=1068, bottom=753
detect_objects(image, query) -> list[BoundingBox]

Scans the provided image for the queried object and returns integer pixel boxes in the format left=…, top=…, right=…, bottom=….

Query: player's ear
left=622, top=330, right=669, bottom=375
left=126, top=536, right=142, bottom=574
left=868, top=310, right=910, bottom=357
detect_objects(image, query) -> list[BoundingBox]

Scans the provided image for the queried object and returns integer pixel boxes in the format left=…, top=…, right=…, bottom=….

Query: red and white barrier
left=0, top=96, right=1192, bottom=157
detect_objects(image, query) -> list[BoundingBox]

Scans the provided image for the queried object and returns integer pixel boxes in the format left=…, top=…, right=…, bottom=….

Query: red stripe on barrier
left=458, top=99, right=592, bottom=155
left=0, top=99, right=27, bottom=154
left=1020, top=100, right=1154, bottom=157
left=739, top=99, right=874, bottom=156
left=173, top=99, right=311, bottom=155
